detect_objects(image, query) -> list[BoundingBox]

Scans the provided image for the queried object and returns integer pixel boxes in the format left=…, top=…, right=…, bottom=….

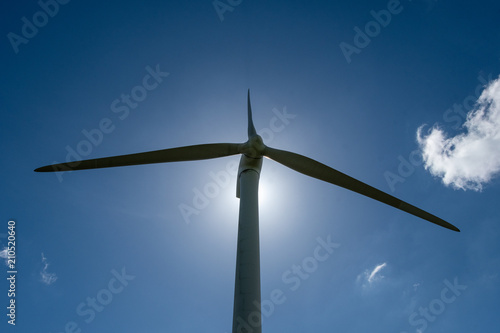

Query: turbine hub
left=241, top=135, right=266, bottom=158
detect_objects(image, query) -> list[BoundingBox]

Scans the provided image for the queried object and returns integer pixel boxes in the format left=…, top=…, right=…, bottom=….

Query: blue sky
left=1, top=0, right=500, bottom=332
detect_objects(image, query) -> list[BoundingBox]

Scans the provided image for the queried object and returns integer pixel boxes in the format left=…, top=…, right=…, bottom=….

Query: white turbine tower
left=36, top=90, right=459, bottom=332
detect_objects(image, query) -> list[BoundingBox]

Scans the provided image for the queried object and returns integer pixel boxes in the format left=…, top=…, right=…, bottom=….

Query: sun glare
left=257, top=167, right=290, bottom=233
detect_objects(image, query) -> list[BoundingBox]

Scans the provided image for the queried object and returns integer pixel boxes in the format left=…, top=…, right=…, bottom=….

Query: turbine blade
left=247, top=89, right=257, bottom=138
left=264, top=147, right=460, bottom=232
left=35, top=143, right=242, bottom=172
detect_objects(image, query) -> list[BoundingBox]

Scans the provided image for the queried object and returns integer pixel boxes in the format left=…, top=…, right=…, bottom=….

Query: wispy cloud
left=0, top=247, right=8, bottom=266
left=40, top=253, right=58, bottom=285
left=417, top=75, right=500, bottom=191
left=357, top=262, right=387, bottom=288
left=368, top=262, right=387, bottom=284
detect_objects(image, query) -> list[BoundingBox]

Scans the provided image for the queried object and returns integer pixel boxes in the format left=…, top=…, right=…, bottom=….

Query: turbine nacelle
left=239, top=135, right=266, bottom=159
left=236, top=152, right=263, bottom=198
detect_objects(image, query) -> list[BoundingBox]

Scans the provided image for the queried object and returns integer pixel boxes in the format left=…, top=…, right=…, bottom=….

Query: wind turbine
left=35, top=90, right=459, bottom=333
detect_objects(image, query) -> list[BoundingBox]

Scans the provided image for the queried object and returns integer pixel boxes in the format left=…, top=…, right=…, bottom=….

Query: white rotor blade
left=247, top=89, right=257, bottom=138
left=35, top=143, right=242, bottom=172
left=264, top=146, right=460, bottom=232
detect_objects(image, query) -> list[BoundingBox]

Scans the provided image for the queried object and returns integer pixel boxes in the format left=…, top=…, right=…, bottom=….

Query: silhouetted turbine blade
left=264, top=147, right=460, bottom=232
left=247, top=89, right=257, bottom=138
left=35, top=143, right=242, bottom=172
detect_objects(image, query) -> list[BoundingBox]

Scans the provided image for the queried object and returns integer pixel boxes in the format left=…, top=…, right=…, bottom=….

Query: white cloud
left=357, top=262, right=387, bottom=288
left=0, top=247, right=8, bottom=266
left=40, top=253, right=58, bottom=285
left=368, top=262, right=387, bottom=283
left=417, top=75, right=500, bottom=191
